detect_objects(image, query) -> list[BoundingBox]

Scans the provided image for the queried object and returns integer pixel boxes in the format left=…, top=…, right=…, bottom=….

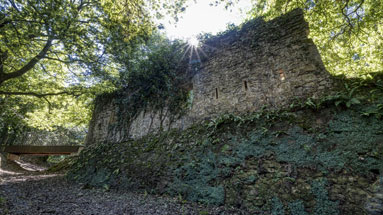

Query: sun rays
left=188, top=37, right=200, bottom=47
left=180, top=36, right=209, bottom=67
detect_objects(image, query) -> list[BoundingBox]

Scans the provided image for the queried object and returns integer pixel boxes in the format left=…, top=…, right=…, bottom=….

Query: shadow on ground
left=0, top=160, right=245, bottom=215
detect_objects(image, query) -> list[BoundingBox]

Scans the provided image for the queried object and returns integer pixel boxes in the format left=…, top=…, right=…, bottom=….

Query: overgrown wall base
left=70, top=101, right=383, bottom=214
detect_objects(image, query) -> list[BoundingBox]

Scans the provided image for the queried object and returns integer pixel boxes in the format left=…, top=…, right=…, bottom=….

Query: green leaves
left=248, top=0, right=383, bottom=77
left=0, top=0, right=188, bottom=142
left=112, top=34, right=190, bottom=125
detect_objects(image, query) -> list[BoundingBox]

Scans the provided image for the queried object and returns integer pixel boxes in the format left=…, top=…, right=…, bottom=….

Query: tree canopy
left=246, top=0, right=383, bottom=77
left=0, top=0, right=186, bottom=142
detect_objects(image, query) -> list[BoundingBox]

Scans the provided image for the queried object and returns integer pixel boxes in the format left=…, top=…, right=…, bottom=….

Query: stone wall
left=192, top=8, right=331, bottom=117
left=86, top=99, right=193, bottom=144
left=85, top=9, right=333, bottom=145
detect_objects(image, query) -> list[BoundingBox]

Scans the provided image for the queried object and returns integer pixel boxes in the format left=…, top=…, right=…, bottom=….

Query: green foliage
left=169, top=150, right=225, bottom=205
left=201, top=109, right=383, bottom=174
left=247, top=0, right=383, bottom=77
left=66, top=86, right=383, bottom=213
left=324, top=110, right=383, bottom=172
left=311, top=179, right=339, bottom=215
left=360, top=104, right=383, bottom=119
left=68, top=133, right=178, bottom=189
left=0, top=0, right=187, bottom=143
left=0, top=0, right=127, bottom=100
left=68, top=143, right=113, bottom=187
left=286, top=74, right=383, bottom=116
left=0, top=96, right=32, bottom=144
left=0, top=196, right=7, bottom=213
left=104, top=34, right=190, bottom=126
left=207, top=114, right=245, bottom=131
left=330, top=83, right=361, bottom=108
left=0, top=90, right=86, bottom=145
left=224, top=109, right=383, bottom=174
left=207, top=116, right=383, bottom=174
left=271, top=197, right=285, bottom=215
left=3, top=126, right=85, bottom=146
left=288, top=200, right=307, bottom=215
left=47, top=156, right=78, bottom=173
left=169, top=181, right=225, bottom=205
left=0, top=0, right=186, bottom=86
left=0, top=196, right=5, bottom=205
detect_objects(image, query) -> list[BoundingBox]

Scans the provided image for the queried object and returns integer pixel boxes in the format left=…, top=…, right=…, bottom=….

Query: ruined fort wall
left=85, top=9, right=333, bottom=145
left=190, top=8, right=331, bottom=119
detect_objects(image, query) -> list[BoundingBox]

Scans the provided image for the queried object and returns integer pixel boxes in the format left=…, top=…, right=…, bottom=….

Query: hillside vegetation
left=66, top=75, right=383, bottom=214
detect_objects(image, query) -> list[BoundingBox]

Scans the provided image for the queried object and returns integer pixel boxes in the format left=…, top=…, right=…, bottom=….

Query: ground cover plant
left=67, top=75, right=383, bottom=214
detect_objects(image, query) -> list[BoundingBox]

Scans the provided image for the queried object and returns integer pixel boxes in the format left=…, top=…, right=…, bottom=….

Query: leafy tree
left=245, top=0, right=383, bottom=77
left=0, top=0, right=186, bottom=144
left=113, top=33, right=191, bottom=123
left=0, top=96, right=33, bottom=144
left=0, top=0, right=188, bottom=94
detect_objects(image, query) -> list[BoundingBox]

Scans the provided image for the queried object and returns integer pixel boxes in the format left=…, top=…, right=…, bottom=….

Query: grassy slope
left=66, top=76, right=383, bottom=214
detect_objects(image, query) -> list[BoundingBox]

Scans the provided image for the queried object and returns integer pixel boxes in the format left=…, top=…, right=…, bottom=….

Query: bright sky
left=161, top=1, right=253, bottom=41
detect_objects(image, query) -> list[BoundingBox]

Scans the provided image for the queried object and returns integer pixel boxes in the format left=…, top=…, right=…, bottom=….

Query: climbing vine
left=95, top=34, right=191, bottom=131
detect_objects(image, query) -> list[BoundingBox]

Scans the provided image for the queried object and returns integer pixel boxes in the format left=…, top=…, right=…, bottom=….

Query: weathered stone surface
left=191, top=8, right=331, bottom=119
left=86, top=9, right=333, bottom=145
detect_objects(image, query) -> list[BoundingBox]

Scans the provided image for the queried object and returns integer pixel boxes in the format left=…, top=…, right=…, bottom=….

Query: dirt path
left=0, top=161, right=244, bottom=215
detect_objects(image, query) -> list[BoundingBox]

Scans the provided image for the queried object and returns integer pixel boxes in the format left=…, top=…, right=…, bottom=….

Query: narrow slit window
left=279, top=70, right=286, bottom=81
left=215, top=88, right=218, bottom=99
left=244, top=80, right=248, bottom=91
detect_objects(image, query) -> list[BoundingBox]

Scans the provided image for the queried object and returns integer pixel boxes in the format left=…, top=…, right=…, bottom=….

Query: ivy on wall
left=95, top=34, right=191, bottom=132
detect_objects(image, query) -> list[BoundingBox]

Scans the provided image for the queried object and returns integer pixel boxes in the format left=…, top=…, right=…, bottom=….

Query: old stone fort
left=86, top=9, right=333, bottom=145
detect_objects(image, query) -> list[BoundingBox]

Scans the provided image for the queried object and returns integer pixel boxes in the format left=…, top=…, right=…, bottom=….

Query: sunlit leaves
left=0, top=0, right=186, bottom=138
left=26, top=95, right=91, bottom=131
left=248, top=0, right=383, bottom=77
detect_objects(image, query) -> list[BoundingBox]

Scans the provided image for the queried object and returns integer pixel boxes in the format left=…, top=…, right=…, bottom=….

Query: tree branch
left=0, top=37, right=53, bottom=86
left=0, top=90, right=84, bottom=114
left=0, top=51, right=7, bottom=74
left=0, top=90, right=82, bottom=98
left=341, top=0, right=365, bottom=35
left=341, top=0, right=354, bottom=32
left=8, top=0, right=21, bottom=12
left=0, top=19, right=11, bottom=29
left=42, top=56, right=70, bottom=64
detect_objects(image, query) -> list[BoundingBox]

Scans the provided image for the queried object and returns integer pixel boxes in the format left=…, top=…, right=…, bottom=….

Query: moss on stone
left=271, top=197, right=285, bottom=215
left=311, top=178, right=339, bottom=215
left=66, top=87, right=383, bottom=213
left=288, top=200, right=308, bottom=215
